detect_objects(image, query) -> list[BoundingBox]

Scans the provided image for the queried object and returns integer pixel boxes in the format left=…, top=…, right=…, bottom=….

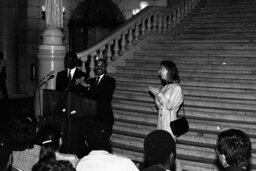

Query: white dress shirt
left=76, top=150, right=139, bottom=171
left=68, top=67, right=76, bottom=80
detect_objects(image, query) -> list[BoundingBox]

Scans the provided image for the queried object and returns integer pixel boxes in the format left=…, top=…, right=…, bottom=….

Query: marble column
left=34, top=0, right=66, bottom=117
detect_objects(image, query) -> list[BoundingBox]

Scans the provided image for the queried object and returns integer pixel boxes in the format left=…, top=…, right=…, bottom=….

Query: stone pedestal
left=34, top=27, right=66, bottom=117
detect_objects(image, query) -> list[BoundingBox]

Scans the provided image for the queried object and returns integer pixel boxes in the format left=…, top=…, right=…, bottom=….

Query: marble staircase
left=110, top=0, right=256, bottom=170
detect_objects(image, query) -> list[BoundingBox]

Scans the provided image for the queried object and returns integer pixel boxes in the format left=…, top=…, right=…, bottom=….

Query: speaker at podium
left=43, top=89, right=97, bottom=157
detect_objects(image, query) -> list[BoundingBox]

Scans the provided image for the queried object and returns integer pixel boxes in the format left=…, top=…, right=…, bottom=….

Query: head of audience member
left=144, top=130, right=176, bottom=170
left=158, top=60, right=180, bottom=85
left=94, top=59, right=107, bottom=76
left=32, top=160, right=76, bottom=171
left=215, top=129, right=251, bottom=170
left=9, top=113, right=37, bottom=151
left=85, top=121, right=112, bottom=151
left=0, top=132, right=12, bottom=171
left=37, top=124, right=63, bottom=163
left=64, top=51, right=78, bottom=70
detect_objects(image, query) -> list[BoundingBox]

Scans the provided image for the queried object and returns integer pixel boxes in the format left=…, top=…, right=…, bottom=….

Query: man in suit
left=215, top=129, right=251, bottom=171
left=0, top=52, right=8, bottom=100
left=81, top=59, right=116, bottom=132
left=55, top=51, right=87, bottom=95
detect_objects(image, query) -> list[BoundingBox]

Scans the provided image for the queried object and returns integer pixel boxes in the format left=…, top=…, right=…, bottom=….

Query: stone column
left=35, top=0, right=66, bottom=117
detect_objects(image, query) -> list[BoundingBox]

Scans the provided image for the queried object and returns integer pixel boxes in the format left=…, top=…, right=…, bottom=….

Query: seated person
left=0, top=131, right=12, bottom=171
left=76, top=121, right=138, bottom=171
left=9, top=113, right=40, bottom=171
left=142, top=130, right=176, bottom=171
left=215, top=129, right=252, bottom=171
left=32, top=160, right=76, bottom=171
left=56, top=51, right=87, bottom=94
left=35, top=124, right=78, bottom=167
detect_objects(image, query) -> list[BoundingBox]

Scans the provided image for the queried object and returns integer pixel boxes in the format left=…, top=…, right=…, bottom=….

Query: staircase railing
left=77, top=0, right=203, bottom=78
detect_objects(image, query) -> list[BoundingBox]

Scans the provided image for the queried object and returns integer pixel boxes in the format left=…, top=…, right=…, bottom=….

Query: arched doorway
left=69, top=0, right=125, bottom=52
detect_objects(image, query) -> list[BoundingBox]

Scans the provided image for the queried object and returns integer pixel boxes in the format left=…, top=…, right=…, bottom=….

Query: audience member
left=9, top=113, right=40, bottom=171
left=36, top=124, right=78, bottom=167
left=55, top=51, right=87, bottom=94
left=32, top=160, right=76, bottom=171
left=215, top=129, right=252, bottom=171
left=0, top=52, right=8, bottom=100
left=142, top=130, right=176, bottom=171
left=76, top=121, right=139, bottom=171
left=0, top=131, right=12, bottom=171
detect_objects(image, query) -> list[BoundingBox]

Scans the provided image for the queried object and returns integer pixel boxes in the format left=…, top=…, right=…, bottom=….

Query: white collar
left=68, top=67, right=76, bottom=79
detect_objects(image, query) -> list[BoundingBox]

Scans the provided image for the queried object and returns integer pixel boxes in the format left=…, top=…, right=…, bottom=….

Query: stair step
left=116, top=67, right=256, bottom=80
left=183, top=23, right=256, bottom=28
left=140, top=48, right=256, bottom=56
left=144, top=44, right=256, bottom=50
left=133, top=53, right=256, bottom=62
left=178, top=28, right=256, bottom=34
left=113, top=121, right=256, bottom=149
left=112, top=74, right=256, bottom=89
left=111, top=127, right=256, bottom=167
left=116, top=81, right=256, bottom=100
left=127, top=59, right=256, bottom=71
left=113, top=106, right=256, bottom=128
left=113, top=90, right=256, bottom=112
left=149, top=41, right=256, bottom=48
left=118, top=66, right=253, bottom=75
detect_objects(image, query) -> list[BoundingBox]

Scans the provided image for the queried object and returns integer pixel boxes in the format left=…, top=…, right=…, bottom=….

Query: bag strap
left=182, top=103, right=185, bottom=116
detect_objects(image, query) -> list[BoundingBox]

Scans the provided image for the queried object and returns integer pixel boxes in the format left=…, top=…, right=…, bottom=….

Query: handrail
left=77, top=0, right=202, bottom=78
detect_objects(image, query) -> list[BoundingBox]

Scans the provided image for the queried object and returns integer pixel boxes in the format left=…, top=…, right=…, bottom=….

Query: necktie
left=68, top=70, right=72, bottom=80
left=96, top=76, right=100, bottom=86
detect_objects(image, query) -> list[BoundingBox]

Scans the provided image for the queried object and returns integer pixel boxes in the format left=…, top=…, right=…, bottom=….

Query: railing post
left=127, top=29, right=133, bottom=50
left=163, top=15, right=167, bottom=31
left=133, top=23, right=139, bottom=44
left=106, top=42, right=112, bottom=64
left=112, top=38, right=119, bottom=60
left=158, top=15, right=162, bottom=32
left=140, top=19, right=146, bottom=39
left=168, top=13, right=172, bottom=30
left=81, top=59, right=87, bottom=73
left=120, top=33, right=126, bottom=55
left=173, top=11, right=177, bottom=27
left=89, top=53, right=96, bottom=78
left=177, top=6, right=181, bottom=24
left=152, top=14, right=157, bottom=31
left=147, top=15, right=152, bottom=33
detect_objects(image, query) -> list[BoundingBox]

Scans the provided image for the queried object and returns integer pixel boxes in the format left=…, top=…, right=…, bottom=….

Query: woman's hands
left=148, top=86, right=160, bottom=96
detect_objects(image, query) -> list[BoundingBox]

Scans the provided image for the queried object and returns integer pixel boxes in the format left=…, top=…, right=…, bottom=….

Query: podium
left=43, top=89, right=96, bottom=157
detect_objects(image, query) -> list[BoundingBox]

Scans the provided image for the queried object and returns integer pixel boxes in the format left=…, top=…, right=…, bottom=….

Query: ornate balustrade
left=77, top=0, right=202, bottom=78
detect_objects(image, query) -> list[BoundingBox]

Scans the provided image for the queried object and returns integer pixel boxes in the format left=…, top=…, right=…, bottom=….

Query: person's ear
left=219, top=154, right=229, bottom=168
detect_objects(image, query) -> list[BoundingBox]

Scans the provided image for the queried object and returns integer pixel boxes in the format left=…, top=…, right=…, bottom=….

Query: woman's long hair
left=160, top=60, right=180, bottom=85
left=37, top=124, right=62, bottom=163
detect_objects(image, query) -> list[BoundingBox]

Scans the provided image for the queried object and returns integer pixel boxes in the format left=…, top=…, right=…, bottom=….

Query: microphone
left=39, top=71, right=55, bottom=86
left=39, top=71, right=54, bottom=83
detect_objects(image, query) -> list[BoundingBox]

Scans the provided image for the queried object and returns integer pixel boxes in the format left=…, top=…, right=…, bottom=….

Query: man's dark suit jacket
left=55, top=68, right=87, bottom=95
left=84, top=74, right=116, bottom=128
